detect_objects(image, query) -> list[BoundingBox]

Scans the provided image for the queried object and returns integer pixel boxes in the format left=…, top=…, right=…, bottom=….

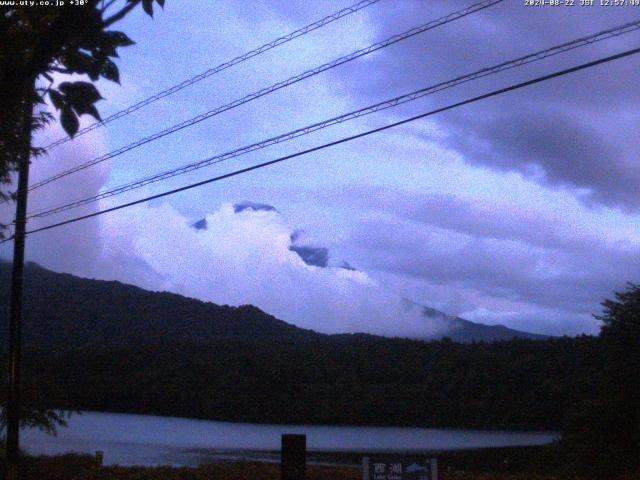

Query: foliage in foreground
left=0, top=1, right=165, bottom=236
left=1, top=451, right=638, bottom=480
left=561, top=283, right=640, bottom=478
left=0, top=454, right=359, bottom=480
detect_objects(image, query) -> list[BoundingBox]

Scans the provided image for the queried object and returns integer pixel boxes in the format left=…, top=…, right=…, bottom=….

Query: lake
left=21, top=411, right=559, bottom=467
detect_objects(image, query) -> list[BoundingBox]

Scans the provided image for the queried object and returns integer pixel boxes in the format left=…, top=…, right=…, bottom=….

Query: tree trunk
left=5, top=79, right=35, bottom=480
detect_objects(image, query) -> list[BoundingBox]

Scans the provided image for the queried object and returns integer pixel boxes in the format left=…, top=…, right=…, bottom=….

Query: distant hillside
left=418, top=306, right=547, bottom=342
left=0, top=261, right=544, bottom=350
left=0, top=261, right=321, bottom=352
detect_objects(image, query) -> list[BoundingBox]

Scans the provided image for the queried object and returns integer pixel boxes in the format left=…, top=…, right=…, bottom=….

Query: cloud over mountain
left=93, top=201, right=453, bottom=338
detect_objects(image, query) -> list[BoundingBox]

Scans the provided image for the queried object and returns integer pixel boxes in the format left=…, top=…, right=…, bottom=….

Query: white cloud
left=97, top=201, right=450, bottom=338
left=1, top=119, right=110, bottom=278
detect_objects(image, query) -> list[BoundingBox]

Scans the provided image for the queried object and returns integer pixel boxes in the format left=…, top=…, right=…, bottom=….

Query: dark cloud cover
left=331, top=0, right=640, bottom=210
left=309, top=181, right=639, bottom=329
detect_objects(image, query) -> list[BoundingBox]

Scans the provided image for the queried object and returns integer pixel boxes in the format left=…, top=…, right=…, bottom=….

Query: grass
left=1, top=449, right=638, bottom=480
left=3, top=454, right=359, bottom=480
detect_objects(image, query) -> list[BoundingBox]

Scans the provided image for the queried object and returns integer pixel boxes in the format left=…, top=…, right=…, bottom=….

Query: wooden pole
left=281, top=434, right=306, bottom=480
left=6, top=86, right=33, bottom=480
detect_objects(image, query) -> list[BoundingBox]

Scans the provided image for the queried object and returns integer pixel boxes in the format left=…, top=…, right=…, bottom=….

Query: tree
left=0, top=0, right=165, bottom=236
left=563, top=283, right=640, bottom=478
left=595, top=283, right=640, bottom=474
left=0, top=0, right=166, bottom=455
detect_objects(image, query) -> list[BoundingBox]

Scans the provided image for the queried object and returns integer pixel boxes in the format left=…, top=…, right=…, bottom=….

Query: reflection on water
left=21, top=411, right=558, bottom=467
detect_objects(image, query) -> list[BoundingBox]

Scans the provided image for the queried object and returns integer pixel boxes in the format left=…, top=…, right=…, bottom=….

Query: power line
left=27, top=19, right=640, bottom=219
left=29, top=0, right=504, bottom=191
left=41, top=0, right=385, bottom=151
left=17, top=46, right=640, bottom=239
left=33, top=0, right=501, bottom=189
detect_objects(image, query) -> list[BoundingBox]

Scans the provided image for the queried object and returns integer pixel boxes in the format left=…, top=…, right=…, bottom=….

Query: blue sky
left=2, top=0, right=640, bottom=337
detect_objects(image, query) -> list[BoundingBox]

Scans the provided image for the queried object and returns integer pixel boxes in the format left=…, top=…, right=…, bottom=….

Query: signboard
left=363, top=456, right=437, bottom=480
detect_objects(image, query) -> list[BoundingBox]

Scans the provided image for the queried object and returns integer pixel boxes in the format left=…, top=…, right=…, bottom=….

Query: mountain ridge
left=0, top=261, right=546, bottom=350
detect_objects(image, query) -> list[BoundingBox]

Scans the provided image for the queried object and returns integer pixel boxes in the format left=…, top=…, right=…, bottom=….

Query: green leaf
left=75, top=104, right=102, bottom=122
left=103, top=30, right=135, bottom=48
left=49, top=89, right=64, bottom=109
left=59, top=81, right=103, bottom=106
left=142, top=0, right=153, bottom=16
left=58, top=82, right=103, bottom=124
left=94, top=37, right=118, bottom=58
left=70, top=97, right=102, bottom=121
left=61, top=51, right=101, bottom=80
left=101, top=59, right=120, bottom=83
left=60, top=107, right=79, bottom=137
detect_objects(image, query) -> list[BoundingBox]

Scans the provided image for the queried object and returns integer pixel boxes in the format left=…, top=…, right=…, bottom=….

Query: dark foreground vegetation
left=0, top=453, right=357, bottom=480
left=1, top=447, right=638, bottom=480
left=21, top=336, right=600, bottom=431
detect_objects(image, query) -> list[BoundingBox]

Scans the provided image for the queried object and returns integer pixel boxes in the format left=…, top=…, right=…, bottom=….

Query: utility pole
left=6, top=90, right=33, bottom=480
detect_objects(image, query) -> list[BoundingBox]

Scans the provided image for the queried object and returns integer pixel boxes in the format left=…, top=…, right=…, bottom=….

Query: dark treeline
left=21, top=335, right=601, bottom=431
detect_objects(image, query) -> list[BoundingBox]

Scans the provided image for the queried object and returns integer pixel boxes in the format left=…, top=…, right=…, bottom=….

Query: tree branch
left=101, top=0, right=120, bottom=14
left=103, top=1, right=139, bottom=27
left=49, top=66, right=71, bottom=73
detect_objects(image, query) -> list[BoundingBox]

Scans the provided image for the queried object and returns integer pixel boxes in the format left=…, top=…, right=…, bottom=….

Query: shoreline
left=20, top=410, right=558, bottom=468
left=1, top=445, right=584, bottom=480
left=174, top=444, right=554, bottom=467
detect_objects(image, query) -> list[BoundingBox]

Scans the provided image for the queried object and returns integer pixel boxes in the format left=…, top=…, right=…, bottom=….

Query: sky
left=2, top=0, right=640, bottom=337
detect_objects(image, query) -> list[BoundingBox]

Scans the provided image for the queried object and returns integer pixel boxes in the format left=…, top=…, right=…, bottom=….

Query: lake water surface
left=21, top=411, right=558, bottom=467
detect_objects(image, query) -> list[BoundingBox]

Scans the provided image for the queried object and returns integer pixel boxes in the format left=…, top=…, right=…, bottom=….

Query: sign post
left=281, top=434, right=306, bottom=480
left=363, top=456, right=437, bottom=480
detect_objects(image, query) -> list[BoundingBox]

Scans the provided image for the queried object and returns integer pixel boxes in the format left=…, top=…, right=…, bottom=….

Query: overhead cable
left=27, top=19, right=640, bottom=219
left=30, top=0, right=504, bottom=191
left=41, top=0, right=385, bottom=151
left=17, top=46, right=640, bottom=239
